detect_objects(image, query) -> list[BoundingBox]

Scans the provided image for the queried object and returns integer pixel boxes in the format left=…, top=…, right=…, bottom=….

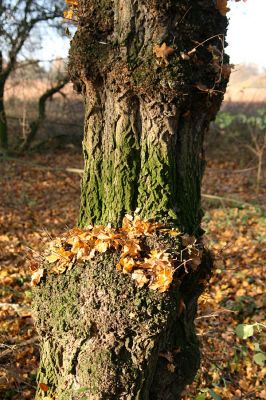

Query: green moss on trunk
left=33, top=240, right=212, bottom=400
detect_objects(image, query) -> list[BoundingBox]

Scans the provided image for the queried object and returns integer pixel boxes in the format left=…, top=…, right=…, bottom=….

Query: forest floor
left=0, top=146, right=265, bottom=400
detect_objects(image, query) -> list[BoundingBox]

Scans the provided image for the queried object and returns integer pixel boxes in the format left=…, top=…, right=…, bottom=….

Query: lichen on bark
left=33, top=236, right=212, bottom=400
left=68, top=0, right=229, bottom=231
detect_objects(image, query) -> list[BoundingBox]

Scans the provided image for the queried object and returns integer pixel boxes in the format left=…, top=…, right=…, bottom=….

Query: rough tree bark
left=33, top=1, right=229, bottom=399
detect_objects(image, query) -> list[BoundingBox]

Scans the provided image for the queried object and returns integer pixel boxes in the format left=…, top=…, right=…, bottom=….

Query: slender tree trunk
left=20, top=77, right=69, bottom=152
left=0, top=79, right=8, bottom=151
left=33, top=1, right=229, bottom=399
left=0, top=51, right=9, bottom=151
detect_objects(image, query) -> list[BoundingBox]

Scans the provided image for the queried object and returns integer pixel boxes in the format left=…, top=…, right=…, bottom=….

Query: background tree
left=33, top=1, right=232, bottom=399
left=0, top=0, right=65, bottom=151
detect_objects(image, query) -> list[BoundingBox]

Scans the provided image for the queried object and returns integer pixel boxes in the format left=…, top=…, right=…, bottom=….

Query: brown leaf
left=181, top=234, right=196, bottom=247
left=221, top=64, right=233, bottom=79
left=216, top=0, right=230, bottom=16
left=38, top=382, right=49, bottom=392
left=153, top=43, right=175, bottom=65
left=159, top=351, right=174, bottom=363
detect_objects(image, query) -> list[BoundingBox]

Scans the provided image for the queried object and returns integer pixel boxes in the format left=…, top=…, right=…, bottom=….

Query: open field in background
left=224, top=65, right=266, bottom=103
left=5, top=80, right=84, bottom=147
left=1, top=66, right=265, bottom=399
left=4, top=64, right=266, bottom=149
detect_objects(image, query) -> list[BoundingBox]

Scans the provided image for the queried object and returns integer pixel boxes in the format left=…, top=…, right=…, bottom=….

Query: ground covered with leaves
left=0, top=147, right=265, bottom=399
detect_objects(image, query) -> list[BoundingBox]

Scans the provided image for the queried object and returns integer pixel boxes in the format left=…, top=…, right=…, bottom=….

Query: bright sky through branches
left=227, top=0, right=266, bottom=69
left=38, top=0, right=266, bottom=70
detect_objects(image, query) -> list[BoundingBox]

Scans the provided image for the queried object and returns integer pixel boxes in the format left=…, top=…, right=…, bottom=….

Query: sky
left=227, top=0, right=266, bottom=69
left=37, top=0, right=266, bottom=70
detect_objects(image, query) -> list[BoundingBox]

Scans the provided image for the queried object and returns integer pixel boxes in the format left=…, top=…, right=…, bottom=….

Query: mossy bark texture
left=69, top=0, right=229, bottom=233
left=34, top=1, right=229, bottom=399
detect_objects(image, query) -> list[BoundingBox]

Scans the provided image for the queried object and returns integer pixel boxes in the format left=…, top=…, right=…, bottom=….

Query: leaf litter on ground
left=0, top=148, right=265, bottom=399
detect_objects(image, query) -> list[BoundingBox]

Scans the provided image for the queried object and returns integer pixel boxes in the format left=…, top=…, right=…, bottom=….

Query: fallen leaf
left=149, top=264, right=173, bottom=292
left=153, top=43, right=175, bottom=65
left=132, top=269, right=149, bottom=287
left=31, top=268, right=44, bottom=286
left=117, top=257, right=136, bottom=273
left=94, top=239, right=109, bottom=253
left=38, top=382, right=49, bottom=391
left=46, top=254, right=61, bottom=263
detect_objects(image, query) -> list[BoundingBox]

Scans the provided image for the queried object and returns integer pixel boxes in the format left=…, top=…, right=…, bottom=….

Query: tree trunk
left=33, top=1, right=229, bottom=399
left=0, top=79, right=8, bottom=151
left=20, top=77, right=69, bottom=152
left=0, top=51, right=8, bottom=151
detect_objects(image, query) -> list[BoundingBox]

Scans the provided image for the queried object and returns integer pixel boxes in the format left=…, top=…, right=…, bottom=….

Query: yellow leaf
left=117, top=257, right=135, bottom=273
left=121, top=240, right=141, bottom=258
left=64, top=9, right=74, bottom=19
left=46, top=254, right=60, bottom=263
left=57, top=248, right=73, bottom=258
left=149, top=265, right=173, bottom=292
left=0, top=234, right=9, bottom=241
left=94, top=240, right=109, bottom=253
left=132, top=269, right=149, bottom=287
left=168, top=229, right=181, bottom=237
left=66, top=0, right=78, bottom=7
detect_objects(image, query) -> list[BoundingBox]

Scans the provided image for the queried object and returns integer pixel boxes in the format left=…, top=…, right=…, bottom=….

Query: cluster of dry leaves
left=64, top=0, right=78, bottom=20
left=30, top=214, right=202, bottom=294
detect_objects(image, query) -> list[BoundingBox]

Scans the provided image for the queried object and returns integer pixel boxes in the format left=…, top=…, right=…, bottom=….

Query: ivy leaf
left=76, top=387, right=90, bottom=393
left=253, top=352, right=266, bottom=367
left=194, top=394, right=206, bottom=400
left=235, top=324, right=254, bottom=339
left=209, top=389, right=222, bottom=400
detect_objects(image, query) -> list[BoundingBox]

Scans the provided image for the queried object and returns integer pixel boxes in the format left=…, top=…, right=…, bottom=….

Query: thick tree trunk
left=33, top=1, right=229, bottom=399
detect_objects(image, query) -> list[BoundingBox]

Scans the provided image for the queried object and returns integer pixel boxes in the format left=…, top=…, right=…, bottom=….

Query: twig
left=207, top=163, right=265, bottom=174
left=196, top=309, right=236, bottom=320
left=201, top=193, right=254, bottom=207
left=0, top=337, right=38, bottom=360
left=1, top=156, right=84, bottom=175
